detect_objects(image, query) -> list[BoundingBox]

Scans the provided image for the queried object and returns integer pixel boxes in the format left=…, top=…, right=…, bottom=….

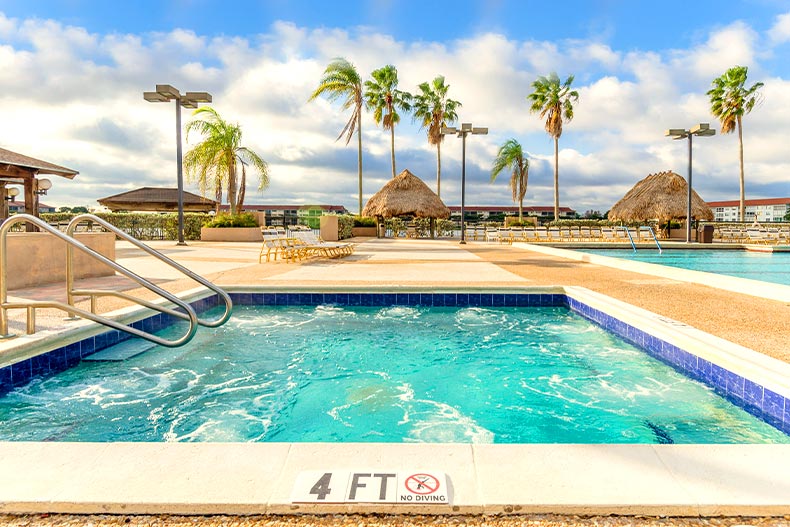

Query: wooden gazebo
left=97, top=187, right=217, bottom=212
left=0, top=147, right=79, bottom=222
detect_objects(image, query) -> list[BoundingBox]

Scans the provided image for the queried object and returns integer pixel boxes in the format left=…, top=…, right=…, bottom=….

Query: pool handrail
left=616, top=226, right=637, bottom=252
left=66, top=214, right=233, bottom=328
left=0, top=214, right=199, bottom=347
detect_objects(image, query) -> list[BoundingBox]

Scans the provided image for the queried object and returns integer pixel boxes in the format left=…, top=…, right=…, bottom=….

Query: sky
left=1, top=0, right=789, bottom=214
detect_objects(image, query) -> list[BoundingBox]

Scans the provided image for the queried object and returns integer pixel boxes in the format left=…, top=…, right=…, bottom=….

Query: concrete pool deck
left=1, top=237, right=790, bottom=519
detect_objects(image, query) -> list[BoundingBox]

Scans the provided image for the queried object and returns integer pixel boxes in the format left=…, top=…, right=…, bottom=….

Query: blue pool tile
left=79, top=336, right=96, bottom=358
left=63, top=342, right=82, bottom=365
left=763, top=390, right=785, bottom=423
left=335, top=293, right=350, bottom=305
left=744, top=379, right=764, bottom=410
left=382, top=293, right=397, bottom=306
left=396, top=293, right=410, bottom=306
left=263, top=293, right=276, bottom=305
left=492, top=294, right=505, bottom=307
left=310, top=293, right=324, bottom=305
left=10, top=360, right=32, bottom=387
left=348, top=294, right=363, bottom=306
left=236, top=293, right=254, bottom=305
left=407, top=293, right=422, bottom=306
left=783, top=405, right=790, bottom=435
left=480, top=294, right=493, bottom=307
left=432, top=294, right=445, bottom=307
left=0, top=366, right=11, bottom=392
left=274, top=293, right=289, bottom=306
left=726, top=371, right=745, bottom=399
left=466, top=293, right=481, bottom=306
left=441, top=293, right=455, bottom=307
left=454, top=293, right=469, bottom=306
left=515, top=294, right=529, bottom=307
left=503, top=294, right=517, bottom=307
left=47, top=348, right=68, bottom=373
left=296, top=293, right=311, bottom=305
left=30, top=353, right=50, bottom=378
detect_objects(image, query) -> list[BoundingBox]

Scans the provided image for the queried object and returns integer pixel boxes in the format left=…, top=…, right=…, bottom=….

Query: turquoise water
left=0, top=304, right=786, bottom=444
left=576, top=249, right=790, bottom=286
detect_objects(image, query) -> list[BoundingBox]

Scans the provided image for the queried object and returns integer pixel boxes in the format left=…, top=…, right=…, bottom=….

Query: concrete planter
left=5, top=232, right=116, bottom=289
left=351, top=227, right=377, bottom=237
left=200, top=227, right=262, bottom=242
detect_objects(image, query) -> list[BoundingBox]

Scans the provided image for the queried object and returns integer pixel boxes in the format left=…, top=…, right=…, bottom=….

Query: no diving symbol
left=404, top=473, right=440, bottom=495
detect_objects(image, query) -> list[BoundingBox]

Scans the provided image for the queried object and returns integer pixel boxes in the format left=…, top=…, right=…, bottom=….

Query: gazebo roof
left=0, top=147, right=79, bottom=179
left=609, top=171, right=713, bottom=222
left=362, top=169, right=450, bottom=219
left=97, top=187, right=217, bottom=212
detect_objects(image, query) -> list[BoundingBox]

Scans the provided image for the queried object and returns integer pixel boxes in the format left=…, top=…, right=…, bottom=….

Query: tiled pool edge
left=1, top=286, right=788, bottom=437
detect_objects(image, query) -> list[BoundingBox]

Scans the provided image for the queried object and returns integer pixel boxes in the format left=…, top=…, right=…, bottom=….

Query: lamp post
left=144, top=85, right=212, bottom=245
left=441, top=123, right=488, bottom=244
left=665, top=123, right=715, bottom=243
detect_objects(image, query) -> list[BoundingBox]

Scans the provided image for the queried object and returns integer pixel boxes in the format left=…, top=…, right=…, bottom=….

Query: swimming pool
left=1, top=296, right=787, bottom=444
left=575, top=248, right=790, bottom=286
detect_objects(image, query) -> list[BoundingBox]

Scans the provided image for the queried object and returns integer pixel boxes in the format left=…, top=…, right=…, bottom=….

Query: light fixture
left=441, top=123, right=489, bottom=244
left=144, top=84, right=212, bottom=245
left=35, top=179, right=52, bottom=195
left=665, top=123, right=716, bottom=243
left=3, top=187, right=19, bottom=201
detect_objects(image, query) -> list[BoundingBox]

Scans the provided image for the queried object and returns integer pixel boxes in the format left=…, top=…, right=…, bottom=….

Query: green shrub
left=203, top=213, right=258, bottom=228
left=437, top=219, right=455, bottom=237
left=353, top=216, right=377, bottom=227
left=338, top=215, right=355, bottom=239
left=40, top=212, right=211, bottom=241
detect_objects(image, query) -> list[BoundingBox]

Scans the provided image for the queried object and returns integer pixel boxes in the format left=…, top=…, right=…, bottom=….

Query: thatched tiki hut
left=363, top=169, right=450, bottom=238
left=609, top=171, right=714, bottom=228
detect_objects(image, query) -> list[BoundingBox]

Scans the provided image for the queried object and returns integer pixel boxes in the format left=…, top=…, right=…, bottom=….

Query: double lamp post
left=441, top=123, right=488, bottom=244
left=665, top=123, right=715, bottom=243
left=144, top=85, right=212, bottom=245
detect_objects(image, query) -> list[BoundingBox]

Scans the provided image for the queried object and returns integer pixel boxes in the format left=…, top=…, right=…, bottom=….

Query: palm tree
left=364, top=65, right=412, bottom=178
left=412, top=76, right=461, bottom=198
left=491, top=139, right=530, bottom=221
left=184, top=107, right=269, bottom=216
left=527, top=72, right=579, bottom=221
left=707, top=65, right=764, bottom=222
left=309, top=58, right=365, bottom=215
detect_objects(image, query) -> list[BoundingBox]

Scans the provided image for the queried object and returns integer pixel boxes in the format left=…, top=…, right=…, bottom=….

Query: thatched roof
left=362, top=169, right=450, bottom=219
left=609, top=171, right=714, bottom=222
left=97, top=187, right=217, bottom=212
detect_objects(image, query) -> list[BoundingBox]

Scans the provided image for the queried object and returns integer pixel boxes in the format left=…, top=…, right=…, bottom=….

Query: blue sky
left=1, top=0, right=789, bottom=213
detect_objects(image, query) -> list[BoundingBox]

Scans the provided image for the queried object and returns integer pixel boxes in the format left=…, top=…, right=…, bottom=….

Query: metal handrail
left=640, top=226, right=663, bottom=253
left=66, top=214, right=232, bottom=328
left=0, top=214, right=198, bottom=347
left=616, top=226, right=637, bottom=252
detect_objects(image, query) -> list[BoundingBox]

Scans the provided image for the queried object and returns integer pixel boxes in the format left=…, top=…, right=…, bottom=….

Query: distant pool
left=575, top=249, right=790, bottom=286
left=0, top=303, right=786, bottom=444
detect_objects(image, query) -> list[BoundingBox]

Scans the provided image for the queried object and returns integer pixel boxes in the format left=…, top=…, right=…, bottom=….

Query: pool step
left=83, top=339, right=157, bottom=361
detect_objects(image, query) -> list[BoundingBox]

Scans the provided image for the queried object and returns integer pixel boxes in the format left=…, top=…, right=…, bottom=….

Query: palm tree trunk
left=436, top=141, right=442, bottom=198
left=390, top=125, right=396, bottom=178
left=237, top=164, right=247, bottom=212
left=228, top=155, right=237, bottom=216
left=357, top=118, right=363, bottom=215
left=518, top=199, right=523, bottom=222
left=553, top=136, right=560, bottom=221
left=737, top=115, right=745, bottom=222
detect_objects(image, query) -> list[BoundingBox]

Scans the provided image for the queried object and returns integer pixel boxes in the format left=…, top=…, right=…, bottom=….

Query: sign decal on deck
left=291, top=470, right=450, bottom=504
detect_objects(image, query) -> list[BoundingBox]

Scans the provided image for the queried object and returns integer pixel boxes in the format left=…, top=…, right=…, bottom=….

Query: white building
left=707, top=198, right=790, bottom=222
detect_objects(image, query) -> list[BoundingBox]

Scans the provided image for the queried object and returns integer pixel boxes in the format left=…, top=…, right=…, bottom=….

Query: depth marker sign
left=291, top=470, right=449, bottom=505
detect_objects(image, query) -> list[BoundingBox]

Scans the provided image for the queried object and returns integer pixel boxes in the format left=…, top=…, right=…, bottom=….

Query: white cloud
left=768, top=12, right=790, bottom=44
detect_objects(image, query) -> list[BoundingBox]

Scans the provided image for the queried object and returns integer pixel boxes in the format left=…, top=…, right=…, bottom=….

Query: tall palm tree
left=491, top=139, right=530, bottom=221
left=527, top=73, right=579, bottom=221
left=412, top=76, right=461, bottom=198
left=364, top=65, right=412, bottom=178
left=707, top=65, right=764, bottom=221
left=184, top=107, right=269, bottom=216
left=309, top=58, right=365, bottom=215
